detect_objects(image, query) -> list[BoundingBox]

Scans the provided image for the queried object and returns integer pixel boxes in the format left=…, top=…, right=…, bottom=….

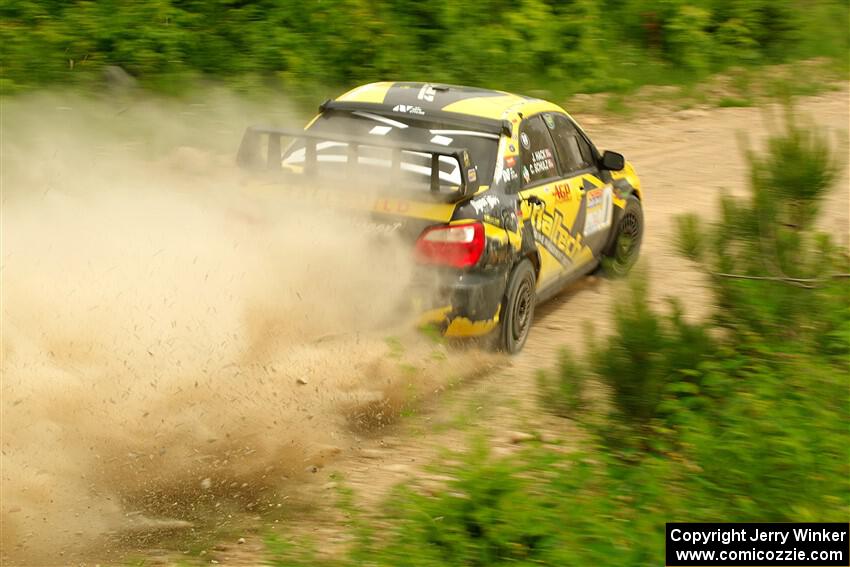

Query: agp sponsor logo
left=552, top=182, right=571, bottom=201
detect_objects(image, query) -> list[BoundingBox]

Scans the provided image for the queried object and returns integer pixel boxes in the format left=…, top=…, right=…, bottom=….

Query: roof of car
left=334, top=81, right=566, bottom=123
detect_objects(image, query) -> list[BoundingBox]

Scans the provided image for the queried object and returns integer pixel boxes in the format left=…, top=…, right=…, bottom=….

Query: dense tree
left=0, top=0, right=846, bottom=95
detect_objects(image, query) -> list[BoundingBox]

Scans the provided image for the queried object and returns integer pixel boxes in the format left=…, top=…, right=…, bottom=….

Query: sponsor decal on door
left=583, top=185, right=613, bottom=236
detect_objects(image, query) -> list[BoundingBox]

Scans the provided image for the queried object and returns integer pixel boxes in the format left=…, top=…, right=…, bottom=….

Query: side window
left=519, top=115, right=559, bottom=187
left=546, top=113, right=594, bottom=175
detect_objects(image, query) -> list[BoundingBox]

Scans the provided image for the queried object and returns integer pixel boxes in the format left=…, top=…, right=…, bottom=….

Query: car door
left=516, top=114, right=585, bottom=292
left=545, top=113, right=615, bottom=258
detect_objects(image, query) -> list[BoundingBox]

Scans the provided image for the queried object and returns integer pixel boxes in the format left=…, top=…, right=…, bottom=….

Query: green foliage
left=674, top=212, right=705, bottom=260
left=603, top=93, right=633, bottom=116
left=685, top=110, right=849, bottom=355
left=590, top=274, right=714, bottom=430
left=385, top=336, right=405, bottom=359
left=1, top=0, right=847, bottom=97
left=667, top=5, right=714, bottom=74
left=268, top=444, right=680, bottom=567
left=749, top=112, right=841, bottom=227
left=607, top=0, right=822, bottom=68
left=368, top=444, right=564, bottom=566
left=682, top=354, right=850, bottom=520
left=716, top=95, right=753, bottom=107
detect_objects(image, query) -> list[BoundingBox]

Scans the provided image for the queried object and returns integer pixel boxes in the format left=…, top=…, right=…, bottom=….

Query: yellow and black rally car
left=238, top=82, right=643, bottom=353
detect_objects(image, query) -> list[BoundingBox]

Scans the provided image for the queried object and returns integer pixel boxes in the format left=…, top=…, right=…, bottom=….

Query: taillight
left=415, top=222, right=485, bottom=268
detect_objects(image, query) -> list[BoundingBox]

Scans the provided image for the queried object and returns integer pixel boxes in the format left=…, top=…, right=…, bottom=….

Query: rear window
left=282, top=111, right=499, bottom=191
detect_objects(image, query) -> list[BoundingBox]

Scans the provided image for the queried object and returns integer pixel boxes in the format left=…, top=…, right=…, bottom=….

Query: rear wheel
left=602, top=195, right=643, bottom=277
left=496, top=259, right=536, bottom=354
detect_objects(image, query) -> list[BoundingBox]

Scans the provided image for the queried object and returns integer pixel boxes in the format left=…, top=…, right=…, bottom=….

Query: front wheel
left=495, top=259, right=537, bottom=354
left=601, top=195, right=643, bottom=277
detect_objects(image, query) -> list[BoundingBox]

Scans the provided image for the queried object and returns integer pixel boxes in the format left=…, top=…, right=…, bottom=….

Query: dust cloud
left=0, top=94, right=494, bottom=564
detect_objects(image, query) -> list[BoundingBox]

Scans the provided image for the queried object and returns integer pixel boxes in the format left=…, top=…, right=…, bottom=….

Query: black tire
left=601, top=194, right=643, bottom=277
left=496, top=259, right=537, bottom=354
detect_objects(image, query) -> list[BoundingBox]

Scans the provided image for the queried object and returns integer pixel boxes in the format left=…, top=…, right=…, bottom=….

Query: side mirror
left=600, top=150, right=625, bottom=171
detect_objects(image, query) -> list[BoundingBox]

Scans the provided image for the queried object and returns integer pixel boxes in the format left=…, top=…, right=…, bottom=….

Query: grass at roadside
left=566, top=58, right=848, bottom=118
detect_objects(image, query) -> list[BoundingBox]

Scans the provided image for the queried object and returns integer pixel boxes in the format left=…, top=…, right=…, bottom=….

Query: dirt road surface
left=3, top=86, right=847, bottom=566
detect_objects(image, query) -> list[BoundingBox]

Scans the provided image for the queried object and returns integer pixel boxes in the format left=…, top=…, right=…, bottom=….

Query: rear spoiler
left=237, top=126, right=480, bottom=200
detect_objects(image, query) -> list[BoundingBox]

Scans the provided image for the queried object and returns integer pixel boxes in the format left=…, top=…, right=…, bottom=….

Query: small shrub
left=683, top=354, right=850, bottom=521
left=666, top=5, right=713, bottom=74
left=334, top=444, right=678, bottom=566
left=750, top=114, right=840, bottom=229
left=716, top=96, right=753, bottom=108
left=536, top=349, right=588, bottom=418
left=364, top=443, right=568, bottom=566
left=714, top=18, right=761, bottom=64
left=603, top=93, right=633, bottom=115
left=590, top=274, right=714, bottom=434
left=674, top=213, right=704, bottom=261
left=678, top=109, right=847, bottom=352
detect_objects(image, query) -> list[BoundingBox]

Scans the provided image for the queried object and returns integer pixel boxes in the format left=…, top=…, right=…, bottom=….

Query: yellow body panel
left=372, top=197, right=456, bottom=222
left=480, top=218, right=522, bottom=251
left=441, top=95, right=526, bottom=119
left=506, top=100, right=568, bottom=118
left=518, top=172, right=600, bottom=287
left=418, top=306, right=500, bottom=337
left=337, top=82, right=394, bottom=103
left=612, top=161, right=642, bottom=201
left=417, top=306, right=453, bottom=327
left=525, top=207, right=580, bottom=284
left=242, top=180, right=457, bottom=223
left=444, top=310, right=500, bottom=337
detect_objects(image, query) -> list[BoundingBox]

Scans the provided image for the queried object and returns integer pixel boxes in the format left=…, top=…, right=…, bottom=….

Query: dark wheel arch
left=495, top=258, right=537, bottom=354
left=601, top=194, right=643, bottom=277
left=518, top=220, right=542, bottom=280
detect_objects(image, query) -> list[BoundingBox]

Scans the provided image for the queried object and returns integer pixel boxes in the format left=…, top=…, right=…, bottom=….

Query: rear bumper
left=411, top=267, right=508, bottom=337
